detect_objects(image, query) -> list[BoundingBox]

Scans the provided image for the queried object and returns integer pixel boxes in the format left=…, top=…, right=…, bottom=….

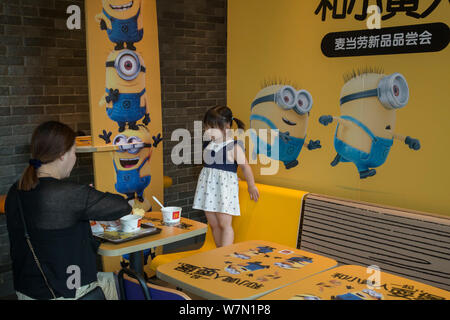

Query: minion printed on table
left=99, top=49, right=150, bottom=133
left=250, top=80, right=321, bottom=170
left=225, top=261, right=270, bottom=275
left=274, top=255, right=313, bottom=270
left=112, top=125, right=161, bottom=211
left=95, top=0, right=143, bottom=51
left=332, top=289, right=383, bottom=300
left=229, top=246, right=275, bottom=260
left=319, top=69, right=421, bottom=179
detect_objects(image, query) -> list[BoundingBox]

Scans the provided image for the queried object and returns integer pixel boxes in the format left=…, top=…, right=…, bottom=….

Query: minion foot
left=125, top=193, right=135, bottom=201
left=128, top=122, right=139, bottom=131
left=126, top=42, right=136, bottom=51
left=284, top=160, right=299, bottom=170
left=115, top=42, right=125, bottom=50
left=118, top=123, right=126, bottom=133
left=359, top=169, right=376, bottom=179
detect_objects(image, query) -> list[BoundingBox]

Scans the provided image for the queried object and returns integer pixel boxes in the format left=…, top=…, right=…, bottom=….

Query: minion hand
left=405, top=136, right=421, bottom=151
left=319, top=115, right=333, bottom=126
left=99, top=130, right=112, bottom=144
left=153, top=134, right=163, bottom=147
left=279, top=131, right=291, bottom=143
left=105, top=89, right=120, bottom=103
left=307, top=140, right=322, bottom=150
left=142, top=113, right=151, bottom=126
left=100, top=19, right=107, bottom=30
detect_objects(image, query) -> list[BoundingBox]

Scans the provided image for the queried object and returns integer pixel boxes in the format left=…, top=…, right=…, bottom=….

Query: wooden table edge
left=97, top=226, right=207, bottom=257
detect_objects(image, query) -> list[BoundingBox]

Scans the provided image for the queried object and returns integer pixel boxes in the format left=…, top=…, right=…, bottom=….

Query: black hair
left=203, top=106, right=245, bottom=131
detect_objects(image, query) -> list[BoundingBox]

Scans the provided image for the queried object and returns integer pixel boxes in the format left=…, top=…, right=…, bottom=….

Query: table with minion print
left=156, top=240, right=337, bottom=300
left=258, top=265, right=450, bottom=300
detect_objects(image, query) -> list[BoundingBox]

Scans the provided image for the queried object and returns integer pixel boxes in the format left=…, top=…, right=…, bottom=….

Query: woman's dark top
left=5, top=177, right=132, bottom=299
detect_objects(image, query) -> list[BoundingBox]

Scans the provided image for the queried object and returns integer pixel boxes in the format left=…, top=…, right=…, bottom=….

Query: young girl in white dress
left=193, top=106, right=259, bottom=247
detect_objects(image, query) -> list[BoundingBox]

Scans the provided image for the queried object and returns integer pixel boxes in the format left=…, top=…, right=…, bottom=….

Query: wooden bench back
left=298, top=194, right=450, bottom=291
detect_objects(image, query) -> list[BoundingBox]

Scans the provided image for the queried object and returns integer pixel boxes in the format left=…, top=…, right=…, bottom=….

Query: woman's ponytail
left=18, top=164, right=39, bottom=191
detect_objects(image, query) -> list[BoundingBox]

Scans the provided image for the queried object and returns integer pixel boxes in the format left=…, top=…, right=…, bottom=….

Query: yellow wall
left=228, top=0, right=450, bottom=216
left=85, top=0, right=164, bottom=207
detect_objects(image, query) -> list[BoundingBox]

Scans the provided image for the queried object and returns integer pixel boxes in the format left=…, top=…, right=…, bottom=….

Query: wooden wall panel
left=298, top=194, right=450, bottom=291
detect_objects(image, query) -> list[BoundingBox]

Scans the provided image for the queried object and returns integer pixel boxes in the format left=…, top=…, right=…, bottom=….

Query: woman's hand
left=248, top=185, right=259, bottom=202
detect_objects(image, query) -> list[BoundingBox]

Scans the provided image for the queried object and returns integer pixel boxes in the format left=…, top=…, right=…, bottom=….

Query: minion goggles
left=106, top=50, right=146, bottom=81
left=113, top=134, right=151, bottom=154
left=251, top=85, right=313, bottom=115
left=340, top=73, right=409, bottom=109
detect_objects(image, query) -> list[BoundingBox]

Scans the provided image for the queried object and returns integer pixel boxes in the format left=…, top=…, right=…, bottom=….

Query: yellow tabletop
left=258, top=265, right=450, bottom=300
left=98, top=212, right=207, bottom=257
left=156, top=240, right=337, bottom=300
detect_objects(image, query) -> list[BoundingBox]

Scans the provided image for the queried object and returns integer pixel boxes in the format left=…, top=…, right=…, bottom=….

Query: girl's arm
left=235, top=143, right=259, bottom=202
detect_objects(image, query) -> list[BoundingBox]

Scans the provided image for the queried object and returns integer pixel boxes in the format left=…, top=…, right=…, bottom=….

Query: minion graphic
left=332, top=289, right=383, bottom=300
left=100, top=49, right=150, bottom=132
left=289, top=294, right=321, bottom=300
left=112, top=125, right=153, bottom=204
left=319, top=69, right=421, bottom=179
left=230, top=246, right=275, bottom=260
left=95, top=0, right=143, bottom=50
left=274, top=255, right=313, bottom=270
left=225, top=262, right=270, bottom=275
left=250, top=81, right=321, bottom=170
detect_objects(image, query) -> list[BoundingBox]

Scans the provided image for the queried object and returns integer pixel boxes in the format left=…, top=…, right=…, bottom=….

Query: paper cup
left=120, top=214, right=142, bottom=233
left=161, top=207, right=182, bottom=225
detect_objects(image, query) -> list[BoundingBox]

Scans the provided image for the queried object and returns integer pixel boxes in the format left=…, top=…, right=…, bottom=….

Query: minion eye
left=113, top=134, right=127, bottom=146
left=127, top=136, right=142, bottom=145
left=277, top=86, right=296, bottom=109
left=116, top=50, right=141, bottom=81
left=127, top=136, right=143, bottom=154
left=378, top=73, right=409, bottom=109
left=113, top=134, right=127, bottom=152
left=294, top=90, right=313, bottom=115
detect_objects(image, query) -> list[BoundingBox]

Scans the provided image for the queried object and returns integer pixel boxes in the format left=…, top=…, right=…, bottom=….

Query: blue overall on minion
left=102, top=8, right=143, bottom=45
left=250, top=114, right=305, bottom=169
left=106, top=88, right=146, bottom=125
left=333, top=115, right=393, bottom=178
left=113, top=157, right=151, bottom=198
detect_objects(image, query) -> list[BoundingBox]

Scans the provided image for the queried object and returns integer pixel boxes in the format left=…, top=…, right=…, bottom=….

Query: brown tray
left=93, top=226, right=162, bottom=244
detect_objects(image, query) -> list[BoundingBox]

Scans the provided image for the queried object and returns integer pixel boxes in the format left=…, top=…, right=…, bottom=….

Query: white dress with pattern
left=192, top=140, right=240, bottom=216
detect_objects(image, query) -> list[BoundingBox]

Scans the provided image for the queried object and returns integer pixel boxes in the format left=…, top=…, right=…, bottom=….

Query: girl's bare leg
left=205, top=211, right=222, bottom=247
left=217, top=213, right=234, bottom=247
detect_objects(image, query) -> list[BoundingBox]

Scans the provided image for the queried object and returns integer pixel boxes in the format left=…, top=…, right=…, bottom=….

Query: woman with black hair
left=5, top=121, right=131, bottom=300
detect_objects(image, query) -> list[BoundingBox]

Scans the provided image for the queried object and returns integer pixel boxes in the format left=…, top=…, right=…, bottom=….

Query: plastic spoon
left=152, top=196, right=165, bottom=210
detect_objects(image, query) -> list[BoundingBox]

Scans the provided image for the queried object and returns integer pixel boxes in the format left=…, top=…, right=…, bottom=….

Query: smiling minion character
left=319, top=68, right=421, bottom=179
left=95, top=0, right=143, bottom=50
left=250, top=80, right=321, bottom=170
left=112, top=125, right=152, bottom=207
left=100, top=49, right=150, bottom=133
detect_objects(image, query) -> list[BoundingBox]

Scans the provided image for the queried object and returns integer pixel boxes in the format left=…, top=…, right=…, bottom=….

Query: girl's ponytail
left=232, top=117, right=245, bottom=130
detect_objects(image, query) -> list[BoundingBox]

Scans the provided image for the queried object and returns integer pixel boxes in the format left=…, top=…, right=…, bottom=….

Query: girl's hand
left=248, top=185, right=259, bottom=202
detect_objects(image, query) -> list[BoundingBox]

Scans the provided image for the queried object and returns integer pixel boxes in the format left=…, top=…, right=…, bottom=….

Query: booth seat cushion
left=148, top=181, right=308, bottom=272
